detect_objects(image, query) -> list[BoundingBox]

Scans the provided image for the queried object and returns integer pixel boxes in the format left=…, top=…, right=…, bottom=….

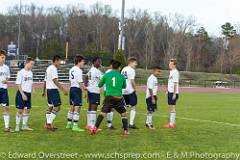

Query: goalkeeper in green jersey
left=90, top=60, right=129, bottom=136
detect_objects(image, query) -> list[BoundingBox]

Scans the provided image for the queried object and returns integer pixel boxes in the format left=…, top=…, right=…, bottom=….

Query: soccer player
left=90, top=60, right=129, bottom=136
left=0, top=49, right=13, bottom=132
left=66, top=55, right=85, bottom=132
left=105, top=60, right=115, bottom=129
left=85, top=57, right=103, bottom=130
left=121, top=57, right=138, bottom=129
left=145, top=66, right=161, bottom=129
left=42, top=55, right=68, bottom=131
left=163, top=59, right=180, bottom=129
left=15, top=57, right=34, bottom=132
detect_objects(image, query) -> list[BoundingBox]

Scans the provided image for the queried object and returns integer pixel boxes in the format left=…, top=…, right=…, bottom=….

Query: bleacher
left=8, top=60, right=90, bottom=82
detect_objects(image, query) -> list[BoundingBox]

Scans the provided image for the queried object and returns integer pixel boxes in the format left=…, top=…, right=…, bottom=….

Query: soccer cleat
left=46, top=124, right=56, bottom=132
left=97, top=128, right=103, bottom=132
left=90, top=127, right=97, bottom=135
left=66, top=123, right=73, bottom=129
left=129, top=124, right=138, bottom=129
left=72, top=126, right=84, bottom=132
left=22, top=126, right=33, bottom=131
left=146, top=124, right=155, bottom=130
left=4, top=127, right=15, bottom=133
left=163, top=123, right=176, bottom=129
left=51, top=124, right=58, bottom=130
left=122, top=130, right=129, bottom=136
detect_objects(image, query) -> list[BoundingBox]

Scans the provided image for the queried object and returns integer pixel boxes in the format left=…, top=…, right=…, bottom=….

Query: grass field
left=0, top=88, right=240, bottom=160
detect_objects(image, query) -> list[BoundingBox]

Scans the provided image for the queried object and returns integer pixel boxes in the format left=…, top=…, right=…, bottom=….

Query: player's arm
left=42, top=80, right=46, bottom=97
left=98, top=75, right=106, bottom=88
left=173, top=82, right=177, bottom=100
left=17, top=84, right=28, bottom=101
left=53, top=78, right=68, bottom=96
left=131, top=79, right=136, bottom=91
left=148, top=79, right=156, bottom=104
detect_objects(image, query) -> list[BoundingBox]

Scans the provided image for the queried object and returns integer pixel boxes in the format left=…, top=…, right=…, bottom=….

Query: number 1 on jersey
left=112, top=77, right=116, bottom=87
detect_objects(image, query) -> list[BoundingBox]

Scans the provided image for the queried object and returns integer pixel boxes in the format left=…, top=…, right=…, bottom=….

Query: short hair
left=109, top=59, right=115, bottom=66
left=128, top=57, right=137, bottom=64
left=170, top=59, right=177, bottom=65
left=75, top=55, right=85, bottom=65
left=92, top=57, right=101, bottom=63
left=112, top=60, right=121, bottom=69
left=25, top=57, right=34, bottom=64
left=153, top=66, right=161, bottom=70
left=52, top=55, right=61, bottom=62
left=0, top=49, right=7, bottom=56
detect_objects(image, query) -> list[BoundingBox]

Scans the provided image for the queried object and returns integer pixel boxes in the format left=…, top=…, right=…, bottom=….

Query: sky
left=1, top=0, right=240, bottom=36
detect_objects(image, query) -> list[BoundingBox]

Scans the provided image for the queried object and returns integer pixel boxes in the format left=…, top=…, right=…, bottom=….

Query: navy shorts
left=88, top=92, right=100, bottom=105
left=70, top=87, right=82, bottom=107
left=123, top=92, right=137, bottom=107
left=16, top=91, right=31, bottom=109
left=0, top=88, right=9, bottom=107
left=168, top=92, right=179, bottom=105
left=47, top=89, right=62, bottom=107
left=146, top=96, right=158, bottom=112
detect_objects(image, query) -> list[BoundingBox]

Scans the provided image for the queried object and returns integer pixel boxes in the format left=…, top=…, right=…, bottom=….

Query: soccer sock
left=22, top=113, right=29, bottom=126
left=170, top=110, right=176, bottom=125
left=95, top=114, right=104, bottom=128
left=3, top=112, right=10, bottom=129
left=89, top=111, right=96, bottom=128
left=122, top=117, right=128, bottom=131
left=146, top=112, right=150, bottom=125
left=106, top=111, right=114, bottom=127
left=49, top=111, right=57, bottom=124
left=46, top=112, right=51, bottom=124
left=148, top=112, right=153, bottom=126
left=87, top=111, right=90, bottom=126
left=16, top=113, right=22, bottom=126
left=73, top=112, right=80, bottom=126
left=130, top=108, right=136, bottom=125
left=67, top=111, right=73, bottom=125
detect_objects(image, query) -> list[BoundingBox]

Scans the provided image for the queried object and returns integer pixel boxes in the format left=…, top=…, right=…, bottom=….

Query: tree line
left=0, top=3, right=240, bottom=73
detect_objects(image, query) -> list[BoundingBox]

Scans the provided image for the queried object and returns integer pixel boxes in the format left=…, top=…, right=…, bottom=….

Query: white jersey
left=87, top=66, right=103, bottom=94
left=69, top=66, right=83, bottom=88
left=146, top=74, right=158, bottom=99
left=121, top=66, right=135, bottom=95
left=45, top=65, right=58, bottom=89
left=0, top=64, right=10, bottom=89
left=16, top=69, right=33, bottom=93
left=168, top=69, right=180, bottom=94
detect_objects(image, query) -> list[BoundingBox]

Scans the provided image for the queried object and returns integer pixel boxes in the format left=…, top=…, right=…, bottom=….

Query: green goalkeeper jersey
left=98, top=69, right=126, bottom=97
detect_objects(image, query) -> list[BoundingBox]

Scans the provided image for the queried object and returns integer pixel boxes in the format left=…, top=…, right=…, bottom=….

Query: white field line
left=9, top=105, right=240, bottom=128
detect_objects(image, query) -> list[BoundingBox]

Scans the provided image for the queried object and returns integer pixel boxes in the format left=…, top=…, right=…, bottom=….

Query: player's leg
left=72, top=106, right=84, bottom=132
left=22, top=93, right=33, bottom=131
left=106, top=108, right=115, bottom=129
left=146, top=97, right=156, bottom=129
left=129, top=92, right=138, bottom=129
left=1, top=89, right=13, bottom=132
left=169, top=105, right=176, bottom=127
left=15, top=90, right=24, bottom=132
left=15, top=109, right=23, bottom=132
left=87, top=93, right=100, bottom=129
left=163, top=93, right=178, bottom=128
left=66, top=106, right=74, bottom=129
left=115, top=98, right=128, bottom=135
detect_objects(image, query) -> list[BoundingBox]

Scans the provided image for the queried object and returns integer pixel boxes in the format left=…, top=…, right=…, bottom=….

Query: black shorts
left=146, top=96, right=158, bottom=112
left=69, top=87, right=82, bottom=106
left=101, top=96, right=126, bottom=114
left=15, top=91, right=31, bottom=109
left=168, top=92, right=179, bottom=105
left=123, top=92, right=137, bottom=106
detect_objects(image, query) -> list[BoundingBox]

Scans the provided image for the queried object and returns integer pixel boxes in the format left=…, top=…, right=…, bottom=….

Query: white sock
left=89, top=111, right=96, bottom=128
left=148, top=113, right=153, bottom=125
left=16, top=113, right=22, bottom=126
left=130, top=109, right=136, bottom=125
left=107, top=112, right=114, bottom=127
left=67, top=111, right=73, bottom=125
left=46, top=112, right=51, bottom=124
left=3, top=112, right=10, bottom=128
left=22, top=113, right=29, bottom=126
left=73, top=112, right=79, bottom=126
left=49, top=112, right=57, bottom=124
left=87, top=111, right=90, bottom=126
left=170, top=111, right=176, bottom=125
left=146, top=114, right=149, bottom=125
